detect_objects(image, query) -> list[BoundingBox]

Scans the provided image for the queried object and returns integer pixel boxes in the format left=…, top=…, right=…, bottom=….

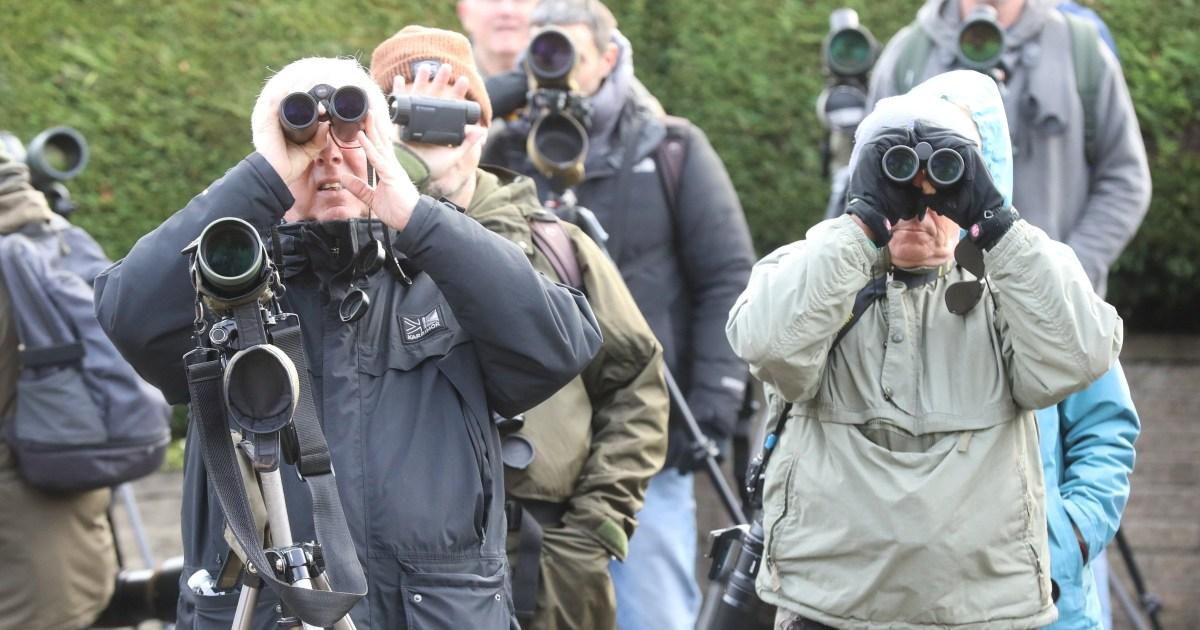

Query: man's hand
left=339, top=111, right=422, bottom=232
left=913, top=122, right=1008, bottom=230
left=251, top=90, right=329, bottom=187
left=845, top=127, right=923, bottom=246
left=391, top=66, right=487, bottom=187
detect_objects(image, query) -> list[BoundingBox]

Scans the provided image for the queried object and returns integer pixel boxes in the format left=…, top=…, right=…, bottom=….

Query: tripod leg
left=232, top=572, right=261, bottom=630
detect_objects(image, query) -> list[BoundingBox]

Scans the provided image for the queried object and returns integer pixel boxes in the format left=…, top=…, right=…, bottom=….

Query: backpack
left=0, top=216, right=171, bottom=493
left=890, top=9, right=1106, bottom=163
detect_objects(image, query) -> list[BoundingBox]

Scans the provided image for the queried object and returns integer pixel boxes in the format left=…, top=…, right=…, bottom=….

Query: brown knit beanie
left=370, top=26, right=492, bottom=126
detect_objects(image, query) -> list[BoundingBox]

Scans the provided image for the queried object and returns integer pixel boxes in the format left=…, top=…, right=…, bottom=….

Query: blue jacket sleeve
left=1058, top=362, right=1140, bottom=561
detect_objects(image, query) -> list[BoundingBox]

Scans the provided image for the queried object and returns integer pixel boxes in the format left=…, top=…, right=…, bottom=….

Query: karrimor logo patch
left=401, top=306, right=447, bottom=344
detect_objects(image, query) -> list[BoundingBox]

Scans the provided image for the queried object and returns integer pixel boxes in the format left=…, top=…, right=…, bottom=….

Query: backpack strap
left=892, top=22, right=935, bottom=95
left=1062, top=11, right=1104, bottom=165
left=528, top=211, right=584, bottom=291
left=654, top=115, right=691, bottom=222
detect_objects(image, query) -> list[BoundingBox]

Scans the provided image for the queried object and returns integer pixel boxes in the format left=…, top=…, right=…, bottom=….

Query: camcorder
left=523, top=28, right=593, bottom=193
left=817, top=9, right=877, bottom=179
left=0, top=126, right=90, bottom=216
left=957, top=5, right=1005, bottom=73
left=391, top=93, right=481, bottom=146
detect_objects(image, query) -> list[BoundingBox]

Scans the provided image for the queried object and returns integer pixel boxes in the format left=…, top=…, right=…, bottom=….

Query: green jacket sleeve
left=562, top=227, right=669, bottom=560
left=725, top=215, right=884, bottom=403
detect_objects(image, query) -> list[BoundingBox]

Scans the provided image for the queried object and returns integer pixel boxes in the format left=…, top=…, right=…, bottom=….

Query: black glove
left=912, top=122, right=1014, bottom=248
left=844, top=127, right=923, bottom=247
left=674, top=420, right=729, bottom=474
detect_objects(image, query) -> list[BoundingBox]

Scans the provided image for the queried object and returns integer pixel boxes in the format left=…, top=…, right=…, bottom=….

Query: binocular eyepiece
left=881, top=141, right=966, bottom=188
left=279, top=83, right=369, bottom=145
left=958, top=5, right=1005, bottom=71
left=390, top=95, right=481, bottom=146
left=526, top=28, right=578, bottom=90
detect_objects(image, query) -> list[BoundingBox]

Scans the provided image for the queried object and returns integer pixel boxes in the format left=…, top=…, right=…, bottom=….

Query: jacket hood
left=918, top=0, right=1058, bottom=52
left=851, top=70, right=1014, bottom=209
left=467, top=167, right=542, bottom=238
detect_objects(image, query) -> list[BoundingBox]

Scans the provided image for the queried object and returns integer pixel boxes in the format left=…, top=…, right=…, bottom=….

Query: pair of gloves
left=846, top=121, right=1015, bottom=250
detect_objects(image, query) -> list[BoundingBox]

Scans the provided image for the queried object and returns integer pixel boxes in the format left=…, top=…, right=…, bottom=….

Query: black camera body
left=390, top=94, right=481, bottom=146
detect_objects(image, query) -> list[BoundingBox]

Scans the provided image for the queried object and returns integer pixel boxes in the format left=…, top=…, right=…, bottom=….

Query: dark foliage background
left=2, top=0, right=1196, bottom=330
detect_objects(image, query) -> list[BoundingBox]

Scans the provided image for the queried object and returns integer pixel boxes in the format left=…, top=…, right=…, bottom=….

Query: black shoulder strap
left=654, top=115, right=691, bottom=220
left=528, top=213, right=584, bottom=290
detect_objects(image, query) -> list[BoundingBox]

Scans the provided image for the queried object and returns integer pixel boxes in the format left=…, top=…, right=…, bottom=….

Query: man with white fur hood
left=726, top=71, right=1122, bottom=629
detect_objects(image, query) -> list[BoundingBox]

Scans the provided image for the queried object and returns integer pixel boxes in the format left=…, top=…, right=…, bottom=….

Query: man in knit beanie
left=372, top=27, right=670, bottom=630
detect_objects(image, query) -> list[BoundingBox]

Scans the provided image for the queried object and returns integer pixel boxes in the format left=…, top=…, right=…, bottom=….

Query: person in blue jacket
left=1038, top=362, right=1140, bottom=629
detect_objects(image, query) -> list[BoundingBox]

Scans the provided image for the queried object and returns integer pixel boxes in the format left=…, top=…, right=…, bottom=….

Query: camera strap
left=185, top=325, right=367, bottom=626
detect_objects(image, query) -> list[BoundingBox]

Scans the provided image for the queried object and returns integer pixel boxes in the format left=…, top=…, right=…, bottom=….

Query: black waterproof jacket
left=94, top=154, right=602, bottom=629
left=485, top=100, right=755, bottom=466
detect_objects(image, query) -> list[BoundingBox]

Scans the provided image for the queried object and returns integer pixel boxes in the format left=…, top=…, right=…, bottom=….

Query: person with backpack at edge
left=370, top=27, right=671, bottom=630
left=868, top=3, right=1149, bottom=628
left=483, top=2, right=757, bottom=628
left=0, top=139, right=171, bottom=629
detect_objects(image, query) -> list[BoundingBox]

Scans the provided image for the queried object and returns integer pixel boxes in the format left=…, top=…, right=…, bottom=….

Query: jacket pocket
left=402, top=569, right=509, bottom=630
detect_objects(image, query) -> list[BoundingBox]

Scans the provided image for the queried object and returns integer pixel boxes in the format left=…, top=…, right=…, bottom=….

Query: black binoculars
left=882, top=141, right=966, bottom=188
left=390, top=94, right=481, bottom=146
left=278, top=83, right=369, bottom=144
left=958, top=5, right=1005, bottom=71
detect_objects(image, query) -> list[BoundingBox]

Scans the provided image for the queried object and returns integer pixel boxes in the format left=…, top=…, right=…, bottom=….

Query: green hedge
left=2, top=1, right=1196, bottom=330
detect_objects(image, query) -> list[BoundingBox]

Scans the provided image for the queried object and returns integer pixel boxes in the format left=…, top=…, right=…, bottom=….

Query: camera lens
left=828, top=29, right=873, bottom=76
left=882, top=145, right=920, bottom=183
left=331, top=86, right=368, bottom=122
left=528, top=29, right=575, bottom=82
left=927, top=148, right=966, bottom=187
left=959, top=19, right=1004, bottom=68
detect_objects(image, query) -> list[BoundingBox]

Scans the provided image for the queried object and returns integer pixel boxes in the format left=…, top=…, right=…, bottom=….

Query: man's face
left=286, top=124, right=371, bottom=222
left=545, top=23, right=618, bottom=96
left=458, top=0, right=537, bottom=71
left=887, top=209, right=961, bottom=269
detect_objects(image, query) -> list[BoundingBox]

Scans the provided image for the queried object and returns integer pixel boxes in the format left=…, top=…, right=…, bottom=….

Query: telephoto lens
left=526, top=28, right=577, bottom=89
left=958, top=5, right=1005, bottom=71
left=882, top=144, right=921, bottom=184
left=926, top=148, right=966, bottom=187
left=195, top=217, right=269, bottom=299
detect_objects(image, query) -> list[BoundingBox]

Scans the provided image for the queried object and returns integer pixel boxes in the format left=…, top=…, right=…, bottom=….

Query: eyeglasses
left=945, top=238, right=987, bottom=315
